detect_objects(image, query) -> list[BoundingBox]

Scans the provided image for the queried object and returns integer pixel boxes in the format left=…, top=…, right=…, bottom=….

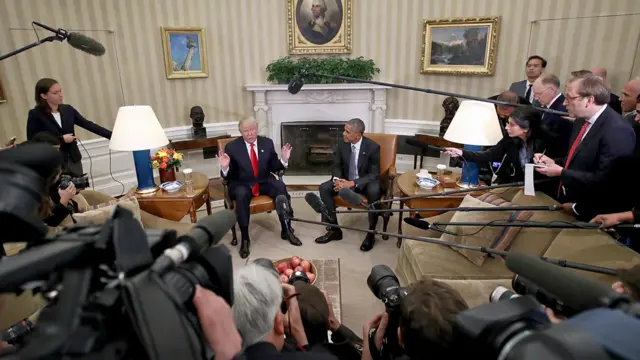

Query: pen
left=534, top=149, right=546, bottom=164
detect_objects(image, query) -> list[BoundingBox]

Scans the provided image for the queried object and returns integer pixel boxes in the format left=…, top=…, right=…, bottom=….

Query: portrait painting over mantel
left=288, top=0, right=352, bottom=54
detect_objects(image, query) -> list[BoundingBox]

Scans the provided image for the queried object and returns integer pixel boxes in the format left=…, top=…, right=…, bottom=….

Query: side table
left=131, top=171, right=212, bottom=223
left=395, top=169, right=486, bottom=247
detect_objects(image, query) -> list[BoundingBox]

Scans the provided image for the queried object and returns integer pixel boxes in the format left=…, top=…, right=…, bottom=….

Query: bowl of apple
left=273, top=256, right=317, bottom=285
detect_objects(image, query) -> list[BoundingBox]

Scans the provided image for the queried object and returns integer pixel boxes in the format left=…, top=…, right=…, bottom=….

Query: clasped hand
left=533, top=153, right=563, bottom=177
left=334, top=179, right=356, bottom=192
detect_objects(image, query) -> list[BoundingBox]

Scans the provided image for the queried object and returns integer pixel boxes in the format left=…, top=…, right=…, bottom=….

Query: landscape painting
left=421, top=17, right=500, bottom=76
left=161, top=27, right=208, bottom=79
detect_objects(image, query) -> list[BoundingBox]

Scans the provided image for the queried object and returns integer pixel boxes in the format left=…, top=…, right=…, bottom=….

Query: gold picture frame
left=160, top=26, right=208, bottom=79
left=421, top=16, right=500, bottom=76
left=287, top=0, right=352, bottom=54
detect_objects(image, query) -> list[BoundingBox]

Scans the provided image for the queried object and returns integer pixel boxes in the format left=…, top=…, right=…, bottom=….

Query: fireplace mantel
left=246, top=83, right=390, bottom=149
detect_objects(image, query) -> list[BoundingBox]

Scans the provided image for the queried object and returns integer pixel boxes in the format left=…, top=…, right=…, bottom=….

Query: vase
left=159, top=168, right=176, bottom=183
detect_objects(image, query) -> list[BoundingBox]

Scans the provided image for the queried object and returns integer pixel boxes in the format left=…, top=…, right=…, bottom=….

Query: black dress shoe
left=239, top=239, right=250, bottom=259
left=282, top=231, right=302, bottom=246
left=360, top=233, right=375, bottom=251
left=315, top=230, right=343, bottom=244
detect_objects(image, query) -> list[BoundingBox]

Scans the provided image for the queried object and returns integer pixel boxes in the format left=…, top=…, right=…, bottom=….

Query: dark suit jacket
left=26, top=105, right=112, bottom=162
left=242, top=342, right=337, bottom=360
left=609, top=93, right=622, bottom=114
left=221, top=136, right=286, bottom=192
left=508, top=80, right=539, bottom=106
left=540, top=94, right=573, bottom=159
left=331, top=137, right=380, bottom=190
left=556, top=106, right=635, bottom=204
left=283, top=324, right=362, bottom=360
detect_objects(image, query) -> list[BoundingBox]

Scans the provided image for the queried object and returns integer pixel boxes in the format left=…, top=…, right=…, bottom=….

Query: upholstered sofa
left=395, top=189, right=640, bottom=308
left=0, top=190, right=193, bottom=331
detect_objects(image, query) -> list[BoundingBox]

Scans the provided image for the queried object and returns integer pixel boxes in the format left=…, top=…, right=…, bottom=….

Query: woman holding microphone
left=26, top=78, right=112, bottom=176
left=442, top=106, right=548, bottom=185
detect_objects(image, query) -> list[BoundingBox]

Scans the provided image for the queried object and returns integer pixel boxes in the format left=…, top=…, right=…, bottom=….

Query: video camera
left=0, top=144, right=238, bottom=360
left=58, top=173, right=90, bottom=190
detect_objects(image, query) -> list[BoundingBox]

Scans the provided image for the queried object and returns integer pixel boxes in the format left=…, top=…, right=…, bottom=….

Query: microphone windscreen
left=403, top=217, right=431, bottom=230
left=67, top=32, right=106, bottom=56
left=188, top=210, right=237, bottom=251
left=275, top=194, right=289, bottom=218
left=0, top=143, right=63, bottom=179
left=304, top=192, right=325, bottom=214
left=505, top=252, right=619, bottom=313
left=288, top=75, right=303, bottom=95
left=338, top=188, right=363, bottom=207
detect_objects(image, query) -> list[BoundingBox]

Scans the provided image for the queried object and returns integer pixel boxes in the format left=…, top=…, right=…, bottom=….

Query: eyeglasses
left=565, top=94, right=585, bottom=102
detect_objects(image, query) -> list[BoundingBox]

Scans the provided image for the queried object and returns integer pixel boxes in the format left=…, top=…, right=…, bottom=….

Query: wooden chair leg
left=231, top=223, right=238, bottom=246
left=382, top=213, right=390, bottom=240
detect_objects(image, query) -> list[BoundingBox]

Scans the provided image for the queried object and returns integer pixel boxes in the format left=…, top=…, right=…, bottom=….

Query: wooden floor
left=208, top=178, right=319, bottom=201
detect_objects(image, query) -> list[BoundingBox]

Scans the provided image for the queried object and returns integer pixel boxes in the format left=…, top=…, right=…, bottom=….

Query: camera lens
left=490, top=286, right=519, bottom=302
left=367, top=265, right=400, bottom=300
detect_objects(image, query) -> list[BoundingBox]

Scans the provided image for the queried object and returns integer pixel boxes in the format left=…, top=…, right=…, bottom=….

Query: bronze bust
left=439, top=97, right=460, bottom=137
left=190, top=105, right=207, bottom=138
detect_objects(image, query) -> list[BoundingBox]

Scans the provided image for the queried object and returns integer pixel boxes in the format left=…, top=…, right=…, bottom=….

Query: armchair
left=332, top=133, right=398, bottom=239
left=217, top=137, right=285, bottom=245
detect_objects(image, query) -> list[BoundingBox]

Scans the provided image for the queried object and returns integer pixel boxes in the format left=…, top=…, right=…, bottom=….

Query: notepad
left=524, top=164, right=535, bottom=196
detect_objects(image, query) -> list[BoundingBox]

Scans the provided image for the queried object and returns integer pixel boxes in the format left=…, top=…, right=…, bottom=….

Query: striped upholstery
left=475, top=193, right=533, bottom=252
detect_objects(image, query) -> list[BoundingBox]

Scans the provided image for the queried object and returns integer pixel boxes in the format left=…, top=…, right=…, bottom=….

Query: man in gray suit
left=509, top=55, right=547, bottom=105
left=620, top=78, right=640, bottom=125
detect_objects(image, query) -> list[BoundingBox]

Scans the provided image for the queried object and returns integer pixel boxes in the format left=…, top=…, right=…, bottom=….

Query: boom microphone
left=336, top=204, right=560, bottom=214
left=304, top=192, right=331, bottom=219
left=339, top=188, right=371, bottom=208
left=505, top=253, right=629, bottom=313
left=416, top=218, right=640, bottom=230
left=288, top=74, right=304, bottom=95
left=275, top=194, right=293, bottom=221
left=151, top=210, right=236, bottom=273
left=66, top=32, right=106, bottom=56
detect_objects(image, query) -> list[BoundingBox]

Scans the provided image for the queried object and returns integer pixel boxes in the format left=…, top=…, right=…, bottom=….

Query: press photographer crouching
left=364, top=265, right=469, bottom=360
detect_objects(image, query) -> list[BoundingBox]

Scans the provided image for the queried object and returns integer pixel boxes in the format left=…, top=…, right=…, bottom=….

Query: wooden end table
left=395, top=169, right=486, bottom=247
left=131, top=171, right=212, bottom=223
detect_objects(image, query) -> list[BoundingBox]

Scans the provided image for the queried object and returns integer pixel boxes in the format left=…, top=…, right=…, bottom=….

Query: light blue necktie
left=349, top=144, right=358, bottom=180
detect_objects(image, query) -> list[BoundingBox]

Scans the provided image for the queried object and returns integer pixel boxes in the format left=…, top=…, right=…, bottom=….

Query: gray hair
left=238, top=117, right=258, bottom=131
left=232, top=263, right=282, bottom=349
left=538, top=73, right=560, bottom=89
left=346, top=118, right=365, bottom=134
left=568, top=74, right=611, bottom=106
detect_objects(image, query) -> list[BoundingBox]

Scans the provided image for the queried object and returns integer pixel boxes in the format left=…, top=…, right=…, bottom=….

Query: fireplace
left=281, top=121, right=344, bottom=175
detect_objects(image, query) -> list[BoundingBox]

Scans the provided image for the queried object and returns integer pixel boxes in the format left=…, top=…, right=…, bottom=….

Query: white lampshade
left=109, top=106, right=169, bottom=151
left=443, top=100, right=503, bottom=146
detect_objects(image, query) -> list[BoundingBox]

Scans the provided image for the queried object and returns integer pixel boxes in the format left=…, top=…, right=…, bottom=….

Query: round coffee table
left=395, top=169, right=485, bottom=247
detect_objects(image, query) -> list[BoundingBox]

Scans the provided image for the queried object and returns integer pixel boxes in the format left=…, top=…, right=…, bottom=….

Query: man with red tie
left=218, top=118, right=302, bottom=259
left=534, top=74, right=635, bottom=221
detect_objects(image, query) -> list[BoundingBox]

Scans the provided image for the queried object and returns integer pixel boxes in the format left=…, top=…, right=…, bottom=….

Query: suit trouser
left=319, top=180, right=382, bottom=230
left=231, top=178, right=290, bottom=227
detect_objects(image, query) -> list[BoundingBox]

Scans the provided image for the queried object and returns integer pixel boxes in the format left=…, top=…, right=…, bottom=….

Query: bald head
left=590, top=67, right=607, bottom=80
left=621, top=79, right=640, bottom=113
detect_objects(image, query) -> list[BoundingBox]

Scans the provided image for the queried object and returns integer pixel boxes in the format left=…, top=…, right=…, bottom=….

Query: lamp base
left=457, top=144, right=482, bottom=189
left=133, top=150, right=159, bottom=195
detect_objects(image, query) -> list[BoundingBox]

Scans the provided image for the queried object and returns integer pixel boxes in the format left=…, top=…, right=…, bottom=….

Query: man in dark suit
left=532, top=73, right=573, bottom=159
left=315, top=118, right=381, bottom=251
left=535, top=74, right=636, bottom=220
left=509, top=55, right=546, bottom=105
left=218, top=118, right=301, bottom=259
left=591, top=67, right=623, bottom=114
left=620, top=78, right=640, bottom=125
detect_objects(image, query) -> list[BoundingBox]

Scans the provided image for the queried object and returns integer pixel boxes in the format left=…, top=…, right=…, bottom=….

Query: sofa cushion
left=507, top=190, right=576, bottom=256
left=72, top=196, right=143, bottom=226
left=441, top=196, right=518, bottom=266
left=543, top=229, right=640, bottom=283
left=475, top=193, right=534, bottom=251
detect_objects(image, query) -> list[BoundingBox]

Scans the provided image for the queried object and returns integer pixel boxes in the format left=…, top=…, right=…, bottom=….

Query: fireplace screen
left=281, top=121, right=344, bottom=176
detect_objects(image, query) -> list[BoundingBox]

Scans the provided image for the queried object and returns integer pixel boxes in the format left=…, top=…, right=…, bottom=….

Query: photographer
left=362, top=279, right=469, bottom=360
left=282, top=282, right=362, bottom=360
left=232, top=263, right=336, bottom=360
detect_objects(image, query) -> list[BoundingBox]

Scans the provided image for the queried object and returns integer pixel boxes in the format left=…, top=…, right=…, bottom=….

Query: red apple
left=307, top=272, right=316, bottom=283
left=284, top=269, right=294, bottom=277
left=294, top=266, right=304, bottom=273
left=300, top=260, right=311, bottom=273
left=290, top=256, right=302, bottom=268
left=279, top=274, right=289, bottom=283
left=276, top=262, right=288, bottom=274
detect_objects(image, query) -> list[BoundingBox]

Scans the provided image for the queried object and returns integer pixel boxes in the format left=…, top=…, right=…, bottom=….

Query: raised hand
left=281, top=143, right=293, bottom=163
left=217, top=149, right=230, bottom=171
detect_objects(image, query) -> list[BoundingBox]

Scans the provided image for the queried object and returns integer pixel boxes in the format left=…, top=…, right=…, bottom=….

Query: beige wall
left=0, top=0, right=639, bottom=141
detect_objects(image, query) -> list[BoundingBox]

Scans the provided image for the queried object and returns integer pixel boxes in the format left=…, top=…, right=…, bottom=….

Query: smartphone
left=5, top=136, right=16, bottom=147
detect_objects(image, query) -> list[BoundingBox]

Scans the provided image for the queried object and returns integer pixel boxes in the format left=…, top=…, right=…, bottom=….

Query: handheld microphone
left=304, top=192, right=332, bottom=219
left=151, top=210, right=236, bottom=274
left=505, top=253, right=629, bottom=313
left=338, top=188, right=371, bottom=208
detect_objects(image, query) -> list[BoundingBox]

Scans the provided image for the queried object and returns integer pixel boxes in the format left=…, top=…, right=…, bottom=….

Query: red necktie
left=250, top=143, right=259, bottom=196
left=557, top=121, right=590, bottom=197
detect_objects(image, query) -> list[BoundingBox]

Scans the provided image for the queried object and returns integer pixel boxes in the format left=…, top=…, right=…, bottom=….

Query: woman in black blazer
left=26, top=78, right=112, bottom=176
left=442, top=106, right=548, bottom=185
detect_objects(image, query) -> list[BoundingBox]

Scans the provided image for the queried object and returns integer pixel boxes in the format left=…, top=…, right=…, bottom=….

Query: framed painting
left=421, top=17, right=500, bottom=76
left=161, top=26, right=208, bottom=79
left=288, top=0, right=352, bottom=54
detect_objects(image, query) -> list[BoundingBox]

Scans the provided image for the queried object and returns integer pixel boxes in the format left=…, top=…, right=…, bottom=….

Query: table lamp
left=443, top=100, right=503, bottom=188
left=109, top=105, right=169, bottom=194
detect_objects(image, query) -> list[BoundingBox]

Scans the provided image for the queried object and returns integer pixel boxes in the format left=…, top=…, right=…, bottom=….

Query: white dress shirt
left=333, top=137, right=362, bottom=181
left=547, top=93, right=563, bottom=108
left=221, top=140, right=288, bottom=176
left=52, top=112, right=62, bottom=128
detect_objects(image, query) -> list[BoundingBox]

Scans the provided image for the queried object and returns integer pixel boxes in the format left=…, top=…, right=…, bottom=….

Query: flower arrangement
left=152, top=148, right=183, bottom=170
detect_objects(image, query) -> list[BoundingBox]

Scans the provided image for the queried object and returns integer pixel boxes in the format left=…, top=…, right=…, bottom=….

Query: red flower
left=163, top=157, right=169, bottom=163
left=159, top=162, right=167, bottom=169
